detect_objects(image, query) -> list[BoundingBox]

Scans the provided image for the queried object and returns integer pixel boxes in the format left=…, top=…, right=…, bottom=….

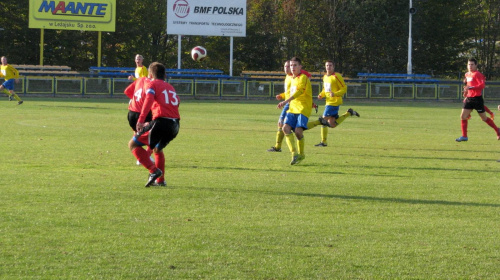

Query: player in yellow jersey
left=268, top=60, right=293, bottom=152
left=277, top=57, right=313, bottom=165
left=307, top=60, right=359, bottom=146
left=0, top=56, right=23, bottom=105
left=128, top=54, right=148, bottom=81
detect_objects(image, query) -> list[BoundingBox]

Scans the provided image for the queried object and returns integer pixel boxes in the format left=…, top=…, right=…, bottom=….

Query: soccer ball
left=191, top=46, right=207, bottom=62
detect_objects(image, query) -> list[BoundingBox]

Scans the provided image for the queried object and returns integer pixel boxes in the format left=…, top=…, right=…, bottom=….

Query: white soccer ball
left=191, top=46, right=207, bottom=62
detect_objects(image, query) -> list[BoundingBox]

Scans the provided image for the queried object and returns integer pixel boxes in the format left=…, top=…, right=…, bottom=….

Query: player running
left=128, top=62, right=181, bottom=187
left=456, top=58, right=500, bottom=142
left=277, top=57, right=312, bottom=165
left=268, top=61, right=319, bottom=152
left=0, top=56, right=23, bottom=105
left=306, top=60, right=359, bottom=146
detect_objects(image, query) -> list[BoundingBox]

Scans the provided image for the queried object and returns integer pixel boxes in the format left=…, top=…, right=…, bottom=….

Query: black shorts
left=128, top=110, right=153, bottom=131
left=463, top=96, right=485, bottom=113
left=138, top=118, right=180, bottom=150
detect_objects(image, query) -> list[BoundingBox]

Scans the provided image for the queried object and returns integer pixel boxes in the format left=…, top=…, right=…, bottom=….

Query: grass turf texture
left=1, top=98, right=499, bottom=279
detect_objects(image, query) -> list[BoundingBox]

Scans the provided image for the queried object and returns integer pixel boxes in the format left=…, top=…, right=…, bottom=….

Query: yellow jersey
left=135, top=66, right=148, bottom=79
left=288, top=73, right=313, bottom=117
left=319, top=72, right=347, bottom=106
left=277, top=74, right=293, bottom=100
left=0, top=64, right=19, bottom=81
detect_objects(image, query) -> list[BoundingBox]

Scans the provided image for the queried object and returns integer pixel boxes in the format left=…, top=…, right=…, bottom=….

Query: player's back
left=146, top=79, right=181, bottom=120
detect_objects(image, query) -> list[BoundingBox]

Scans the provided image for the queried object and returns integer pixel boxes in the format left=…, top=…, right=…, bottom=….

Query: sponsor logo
left=33, top=0, right=113, bottom=22
left=172, top=0, right=244, bottom=18
left=38, top=0, right=108, bottom=17
left=193, top=6, right=244, bottom=15
left=173, top=0, right=190, bottom=18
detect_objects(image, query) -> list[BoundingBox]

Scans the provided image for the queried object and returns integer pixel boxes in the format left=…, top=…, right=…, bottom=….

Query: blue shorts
left=279, top=103, right=290, bottom=123
left=284, top=113, right=309, bottom=130
left=2, top=79, right=15, bottom=91
left=323, top=105, right=340, bottom=119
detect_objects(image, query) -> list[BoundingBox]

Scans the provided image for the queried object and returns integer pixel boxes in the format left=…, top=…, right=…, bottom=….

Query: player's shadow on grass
left=351, top=146, right=498, bottom=157
left=274, top=191, right=500, bottom=208
left=37, top=104, right=110, bottom=110
left=181, top=164, right=497, bottom=177
left=358, top=153, right=499, bottom=162
left=333, top=164, right=499, bottom=174
left=181, top=165, right=413, bottom=178
left=185, top=186, right=500, bottom=208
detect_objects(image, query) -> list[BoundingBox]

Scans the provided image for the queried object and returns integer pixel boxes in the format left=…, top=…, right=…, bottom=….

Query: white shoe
left=136, top=160, right=141, bottom=166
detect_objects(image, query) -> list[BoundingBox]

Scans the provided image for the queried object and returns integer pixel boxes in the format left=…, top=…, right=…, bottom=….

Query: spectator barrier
left=2, top=75, right=500, bottom=100
left=89, top=67, right=225, bottom=78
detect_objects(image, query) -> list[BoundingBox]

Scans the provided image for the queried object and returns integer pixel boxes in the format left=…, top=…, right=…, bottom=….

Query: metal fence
left=4, top=76, right=500, bottom=100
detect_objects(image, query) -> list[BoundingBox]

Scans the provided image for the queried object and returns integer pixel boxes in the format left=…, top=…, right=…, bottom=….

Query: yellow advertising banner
left=29, top=0, right=116, bottom=32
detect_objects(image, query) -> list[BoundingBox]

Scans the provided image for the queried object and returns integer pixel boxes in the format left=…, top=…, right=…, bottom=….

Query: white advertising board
left=167, top=0, right=246, bottom=37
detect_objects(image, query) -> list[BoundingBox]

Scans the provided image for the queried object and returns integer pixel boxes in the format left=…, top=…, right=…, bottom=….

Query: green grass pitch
left=1, top=98, right=499, bottom=279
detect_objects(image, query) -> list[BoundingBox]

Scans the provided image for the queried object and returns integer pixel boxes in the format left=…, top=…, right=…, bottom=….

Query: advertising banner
left=167, top=0, right=246, bottom=37
left=29, top=0, right=116, bottom=32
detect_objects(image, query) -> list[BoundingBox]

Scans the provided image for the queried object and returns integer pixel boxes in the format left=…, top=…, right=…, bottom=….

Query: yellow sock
left=12, top=93, right=22, bottom=102
left=2, top=89, right=11, bottom=95
left=321, top=126, right=328, bottom=143
left=297, top=137, right=305, bottom=156
left=285, top=133, right=297, bottom=155
left=336, top=112, right=349, bottom=126
left=307, top=119, right=321, bottom=129
left=276, top=129, right=284, bottom=149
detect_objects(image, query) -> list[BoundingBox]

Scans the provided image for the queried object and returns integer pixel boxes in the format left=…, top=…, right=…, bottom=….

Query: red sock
left=146, top=146, right=153, bottom=157
left=154, top=152, right=165, bottom=182
left=484, top=106, right=492, bottom=115
left=132, top=147, right=156, bottom=172
left=461, top=120, right=468, bottom=137
left=484, top=118, right=499, bottom=135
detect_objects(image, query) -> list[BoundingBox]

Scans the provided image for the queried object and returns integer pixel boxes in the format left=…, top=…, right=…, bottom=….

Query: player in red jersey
left=456, top=58, right=500, bottom=142
left=463, top=77, right=494, bottom=121
left=124, top=77, right=154, bottom=165
left=128, top=62, right=181, bottom=187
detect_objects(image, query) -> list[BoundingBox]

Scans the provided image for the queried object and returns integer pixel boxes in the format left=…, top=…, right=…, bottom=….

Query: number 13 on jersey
left=162, top=89, right=179, bottom=106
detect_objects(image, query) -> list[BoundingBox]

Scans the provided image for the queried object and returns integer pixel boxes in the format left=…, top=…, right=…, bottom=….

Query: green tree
left=0, top=0, right=498, bottom=78
left=464, top=0, right=500, bottom=78
left=0, top=1, right=40, bottom=64
left=412, top=0, right=473, bottom=77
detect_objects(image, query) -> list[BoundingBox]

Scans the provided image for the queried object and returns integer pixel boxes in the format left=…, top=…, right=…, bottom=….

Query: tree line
left=0, top=0, right=498, bottom=79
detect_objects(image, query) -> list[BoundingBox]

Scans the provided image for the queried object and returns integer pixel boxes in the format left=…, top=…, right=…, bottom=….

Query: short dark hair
left=148, top=62, right=166, bottom=80
left=468, top=58, right=478, bottom=65
left=290, top=57, right=302, bottom=65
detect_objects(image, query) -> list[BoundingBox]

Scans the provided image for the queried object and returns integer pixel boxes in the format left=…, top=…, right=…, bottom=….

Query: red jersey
left=465, top=71, right=485, bottom=98
left=139, top=79, right=180, bottom=123
left=124, top=77, right=149, bottom=112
